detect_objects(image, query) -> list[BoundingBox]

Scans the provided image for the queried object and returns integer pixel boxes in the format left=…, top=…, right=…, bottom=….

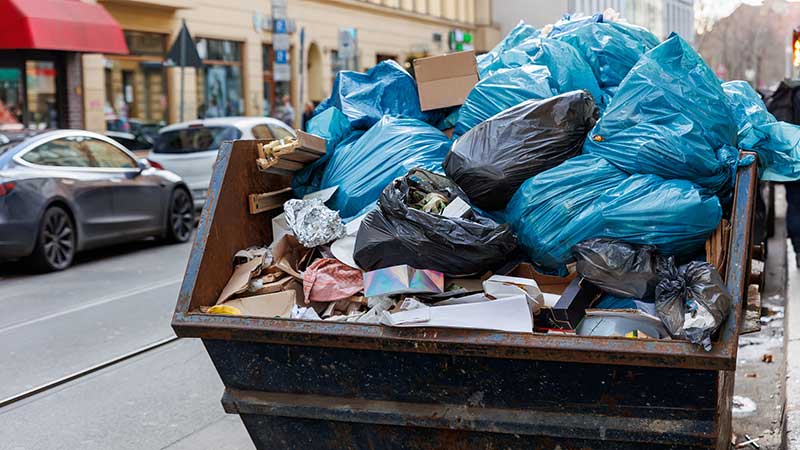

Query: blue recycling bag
left=595, top=175, right=722, bottom=257
left=583, top=34, right=740, bottom=196
left=454, top=65, right=558, bottom=138
left=506, top=155, right=628, bottom=271
left=479, top=37, right=603, bottom=104
left=507, top=156, right=723, bottom=272
left=476, top=21, right=540, bottom=76
left=549, top=16, right=660, bottom=96
left=314, top=60, right=434, bottom=130
left=321, top=116, right=451, bottom=218
left=291, top=107, right=352, bottom=197
left=723, top=80, right=800, bottom=182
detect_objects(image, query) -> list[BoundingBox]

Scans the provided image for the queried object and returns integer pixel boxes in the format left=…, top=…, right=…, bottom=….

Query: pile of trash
left=206, top=9, right=800, bottom=351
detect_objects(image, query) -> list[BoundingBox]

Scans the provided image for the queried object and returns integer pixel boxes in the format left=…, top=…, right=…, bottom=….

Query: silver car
left=0, top=130, right=194, bottom=272
left=149, top=117, right=295, bottom=210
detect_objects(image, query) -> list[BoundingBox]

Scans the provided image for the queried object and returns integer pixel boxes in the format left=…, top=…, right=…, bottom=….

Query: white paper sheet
left=379, top=295, right=532, bottom=333
left=483, top=275, right=544, bottom=313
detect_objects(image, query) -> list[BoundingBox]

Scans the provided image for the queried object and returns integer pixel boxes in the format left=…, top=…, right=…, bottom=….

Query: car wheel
left=166, top=188, right=193, bottom=243
left=28, top=206, right=76, bottom=272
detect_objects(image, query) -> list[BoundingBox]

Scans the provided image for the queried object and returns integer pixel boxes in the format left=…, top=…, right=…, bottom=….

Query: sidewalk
left=784, top=240, right=800, bottom=449
left=731, top=185, right=788, bottom=449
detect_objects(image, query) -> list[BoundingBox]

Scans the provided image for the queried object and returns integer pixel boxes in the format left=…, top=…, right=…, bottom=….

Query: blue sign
left=273, top=19, right=287, bottom=34
left=275, top=50, right=288, bottom=64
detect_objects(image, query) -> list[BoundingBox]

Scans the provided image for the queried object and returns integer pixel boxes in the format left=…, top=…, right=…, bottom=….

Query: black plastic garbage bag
left=444, top=90, right=597, bottom=210
left=655, top=261, right=732, bottom=351
left=353, top=169, right=518, bottom=275
left=573, top=238, right=667, bottom=299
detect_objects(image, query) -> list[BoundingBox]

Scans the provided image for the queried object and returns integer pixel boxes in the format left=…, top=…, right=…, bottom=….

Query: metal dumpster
left=172, top=139, right=758, bottom=450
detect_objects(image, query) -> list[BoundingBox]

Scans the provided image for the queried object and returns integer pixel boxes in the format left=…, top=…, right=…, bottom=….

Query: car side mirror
left=136, top=158, right=151, bottom=174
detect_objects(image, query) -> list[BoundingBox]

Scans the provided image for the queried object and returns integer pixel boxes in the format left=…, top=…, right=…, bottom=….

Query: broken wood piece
left=256, top=131, right=326, bottom=174
left=248, top=187, right=293, bottom=214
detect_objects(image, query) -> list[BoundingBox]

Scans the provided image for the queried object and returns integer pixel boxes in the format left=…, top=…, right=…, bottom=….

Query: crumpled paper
left=284, top=198, right=345, bottom=248
left=303, top=258, right=363, bottom=302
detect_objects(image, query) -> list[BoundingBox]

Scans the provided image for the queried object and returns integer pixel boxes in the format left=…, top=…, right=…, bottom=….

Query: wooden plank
left=248, top=187, right=293, bottom=215
left=256, top=157, right=305, bottom=172
left=256, top=132, right=326, bottom=173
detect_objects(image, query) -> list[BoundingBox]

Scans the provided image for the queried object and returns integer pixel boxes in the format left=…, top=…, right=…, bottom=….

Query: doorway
left=307, top=42, right=324, bottom=103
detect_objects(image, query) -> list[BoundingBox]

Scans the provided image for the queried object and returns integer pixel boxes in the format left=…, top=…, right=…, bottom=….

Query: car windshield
left=153, top=126, right=241, bottom=154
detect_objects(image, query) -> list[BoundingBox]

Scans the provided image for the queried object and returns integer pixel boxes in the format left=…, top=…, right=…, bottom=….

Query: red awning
left=0, top=0, right=128, bottom=54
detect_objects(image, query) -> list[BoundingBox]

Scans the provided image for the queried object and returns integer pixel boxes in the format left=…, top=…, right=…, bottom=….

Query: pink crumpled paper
left=303, top=258, right=363, bottom=302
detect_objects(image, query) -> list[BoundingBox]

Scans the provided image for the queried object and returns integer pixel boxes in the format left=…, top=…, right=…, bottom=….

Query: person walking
left=276, top=95, right=295, bottom=127
left=787, top=180, right=800, bottom=267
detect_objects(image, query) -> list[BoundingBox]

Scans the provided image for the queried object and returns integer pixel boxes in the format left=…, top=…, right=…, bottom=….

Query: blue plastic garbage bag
left=314, top=60, right=433, bottom=130
left=454, top=65, right=558, bottom=138
left=723, top=80, right=800, bottom=182
left=583, top=34, right=740, bottom=196
left=320, top=116, right=451, bottom=218
left=478, top=37, right=603, bottom=104
left=291, top=107, right=352, bottom=197
left=506, top=155, right=628, bottom=272
left=549, top=18, right=660, bottom=95
left=507, top=157, right=722, bottom=272
left=595, top=175, right=722, bottom=257
left=548, top=13, right=602, bottom=36
left=477, top=21, right=539, bottom=76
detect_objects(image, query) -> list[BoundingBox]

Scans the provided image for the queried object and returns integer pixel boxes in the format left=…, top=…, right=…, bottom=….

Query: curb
left=785, top=241, right=799, bottom=449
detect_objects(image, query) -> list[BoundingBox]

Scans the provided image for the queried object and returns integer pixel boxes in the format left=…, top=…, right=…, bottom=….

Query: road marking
left=0, top=336, right=180, bottom=411
left=0, top=278, right=182, bottom=335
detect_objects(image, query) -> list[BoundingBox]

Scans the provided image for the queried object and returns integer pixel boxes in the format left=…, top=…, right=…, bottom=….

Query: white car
left=148, top=117, right=295, bottom=210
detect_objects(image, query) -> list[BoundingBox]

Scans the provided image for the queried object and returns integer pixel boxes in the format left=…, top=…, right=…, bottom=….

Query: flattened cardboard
left=509, top=262, right=577, bottom=295
left=223, top=289, right=298, bottom=319
left=216, top=256, right=263, bottom=305
left=270, top=234, right=313, bottom=280
left=249, top=275, right=295, bottom=296
left=414, top=51, right=478, bottom=111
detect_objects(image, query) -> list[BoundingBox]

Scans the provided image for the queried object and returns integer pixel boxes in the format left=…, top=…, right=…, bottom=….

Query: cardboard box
left=536, top=278, right=602, bottom=330
left=483, top=275, right=545, bottom=313
left=413, top=51, right=478, bottom=111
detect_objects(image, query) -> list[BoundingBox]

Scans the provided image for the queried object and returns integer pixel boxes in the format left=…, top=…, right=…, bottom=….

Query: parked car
left=149, top=117, right=295, bottom=210
left=0, top=129, right=194, bottom=272
left=106, top=130, right=154, bottom=156
left=106, top=118, right=164, bottom=142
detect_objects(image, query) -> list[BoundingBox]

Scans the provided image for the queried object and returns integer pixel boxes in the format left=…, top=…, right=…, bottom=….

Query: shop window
left=125, top=31, right=167, bottom=57
left=197, top=38, right=244, bottom=119
left=25, top=61, right=58, bottom=130
left=0, top=68, right=23, bottom=129
left=262, top=44, right=292, bottom=121
left=105, top=30, right=169, bottom=125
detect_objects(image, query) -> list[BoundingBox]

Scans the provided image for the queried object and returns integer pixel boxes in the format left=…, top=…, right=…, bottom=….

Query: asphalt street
left=0, top=237, right=254, bottom=450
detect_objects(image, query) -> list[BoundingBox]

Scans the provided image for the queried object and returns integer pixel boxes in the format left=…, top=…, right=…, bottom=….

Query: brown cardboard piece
left=271, top=234, right=315, bottom=280
left=510, top=262, right=577, bottom=295
left=215, top=256, right=264, bottom=305
left=413, top=51, right=478, bottom=111
left=222, top=283, right=302, bottom=319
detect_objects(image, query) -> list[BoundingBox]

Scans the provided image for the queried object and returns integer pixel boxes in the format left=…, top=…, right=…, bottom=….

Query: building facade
left=79, top=0, right=498, bottom=132
left=492, top=0, right=694, bottom=44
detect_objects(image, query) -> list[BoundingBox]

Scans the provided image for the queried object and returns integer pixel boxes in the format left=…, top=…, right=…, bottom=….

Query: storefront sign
left=272, top=0, right=291, bottom=82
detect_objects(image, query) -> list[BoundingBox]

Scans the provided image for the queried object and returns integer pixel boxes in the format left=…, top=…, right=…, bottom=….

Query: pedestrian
left=276, top=95, right=295, bottom=127
left=787, top=180, right=800, bottom=267
left=301, top=102, right=315, bottom=131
